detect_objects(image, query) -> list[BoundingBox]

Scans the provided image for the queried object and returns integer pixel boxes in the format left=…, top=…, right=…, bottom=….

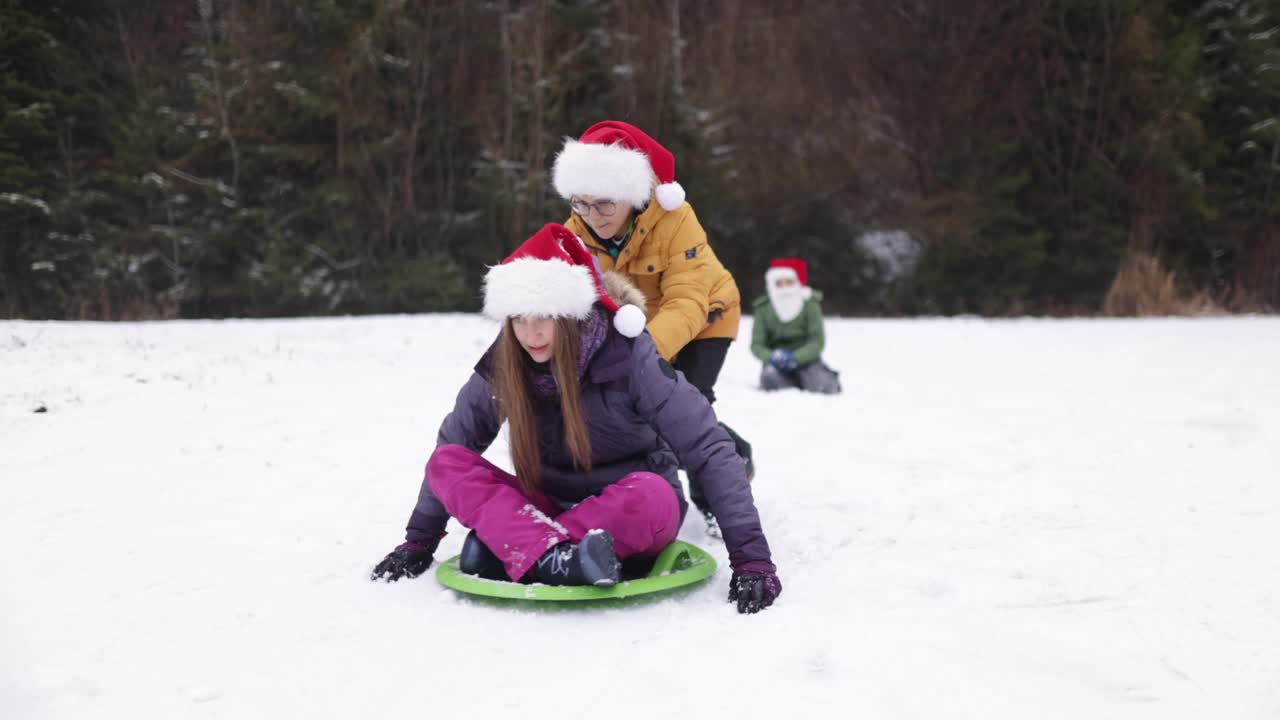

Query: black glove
left=370, top=541, right=434, bottom=582
left=728, top=562, right=782, bottom=614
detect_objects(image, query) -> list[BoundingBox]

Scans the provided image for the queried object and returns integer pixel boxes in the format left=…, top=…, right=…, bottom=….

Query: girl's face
left=512, top=315, right=557, bottom=363
left=572, top=194, right=631, bottom=240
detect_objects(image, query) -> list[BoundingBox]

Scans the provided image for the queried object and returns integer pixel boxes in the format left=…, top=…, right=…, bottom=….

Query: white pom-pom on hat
left=654, top=181, right=685, bottom=211
left=612, top=303, right=646, bottom=338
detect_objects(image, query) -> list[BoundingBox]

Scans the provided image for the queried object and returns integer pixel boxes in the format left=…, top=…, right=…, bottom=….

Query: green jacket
left=750, top=290, right=826, bottom=366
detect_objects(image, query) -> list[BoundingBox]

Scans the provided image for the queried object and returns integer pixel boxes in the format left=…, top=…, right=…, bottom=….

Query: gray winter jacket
left=405, top=326, right=773, bottom=569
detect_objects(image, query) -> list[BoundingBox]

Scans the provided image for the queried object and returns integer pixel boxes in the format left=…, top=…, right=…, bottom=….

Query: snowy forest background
left=3, top=0, right=1279, bottom=320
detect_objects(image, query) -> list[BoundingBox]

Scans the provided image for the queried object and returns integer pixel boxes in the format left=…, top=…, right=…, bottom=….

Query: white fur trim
left=553, top=139, right=655, bottom=209
left=655, top=181, right=685, bottom=211
left=765, top=267, right=799, bottom=287
left=483, top=257, right=597, bottom=320
left=613, top=304, right=646, bottom=337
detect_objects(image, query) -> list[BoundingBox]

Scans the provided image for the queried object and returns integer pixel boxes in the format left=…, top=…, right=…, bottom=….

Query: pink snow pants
left=426, top=444, right=681, bottom=581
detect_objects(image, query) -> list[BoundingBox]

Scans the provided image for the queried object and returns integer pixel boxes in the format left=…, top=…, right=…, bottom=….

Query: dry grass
left=1236, top=231, right=1280, bottom=312
left=1102, top=253, right=1220, bottom=317
left=71, top=286, right=180, bottom=321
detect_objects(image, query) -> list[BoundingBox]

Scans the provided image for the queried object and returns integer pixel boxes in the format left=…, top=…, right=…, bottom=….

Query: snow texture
left=2, top=314, right=1279, bottom=719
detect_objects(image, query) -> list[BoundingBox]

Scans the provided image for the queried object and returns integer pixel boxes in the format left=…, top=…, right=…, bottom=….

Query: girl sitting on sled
left=370, top=223, right=781, bottom=614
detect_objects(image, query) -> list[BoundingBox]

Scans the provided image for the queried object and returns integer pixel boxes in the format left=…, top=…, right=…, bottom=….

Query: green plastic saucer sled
left=435, top=540, right=716, bottom=601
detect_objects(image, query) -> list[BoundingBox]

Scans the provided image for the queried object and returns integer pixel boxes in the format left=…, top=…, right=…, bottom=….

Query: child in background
left=750, top=258, right=842, bottom=395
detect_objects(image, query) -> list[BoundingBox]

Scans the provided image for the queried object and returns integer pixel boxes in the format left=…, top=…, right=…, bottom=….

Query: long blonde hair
left=491, top=317, right=593, bottom=493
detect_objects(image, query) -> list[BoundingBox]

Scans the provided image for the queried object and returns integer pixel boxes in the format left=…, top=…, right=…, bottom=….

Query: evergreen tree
left=1, top=1, right=86, bottom=317
left=1179, top=0, right=1280, bottom=302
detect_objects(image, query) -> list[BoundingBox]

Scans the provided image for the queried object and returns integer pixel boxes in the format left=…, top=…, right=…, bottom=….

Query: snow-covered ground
left=2, top=314, right=1278, bottom=719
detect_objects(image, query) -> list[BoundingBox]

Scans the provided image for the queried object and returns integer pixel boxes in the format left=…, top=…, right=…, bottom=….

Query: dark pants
left=672, top=338, right=731, bottom=404
left=673, top=338, right=753, bottom=514
left=760, top=360, right=842, bottom=394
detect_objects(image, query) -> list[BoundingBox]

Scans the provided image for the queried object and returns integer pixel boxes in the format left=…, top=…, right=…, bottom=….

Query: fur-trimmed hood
left=602, top=271, right=649, bottom=319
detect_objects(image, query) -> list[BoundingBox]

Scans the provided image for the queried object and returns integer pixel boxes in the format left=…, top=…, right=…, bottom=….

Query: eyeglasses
left=569, top=197, right=618, bottom=217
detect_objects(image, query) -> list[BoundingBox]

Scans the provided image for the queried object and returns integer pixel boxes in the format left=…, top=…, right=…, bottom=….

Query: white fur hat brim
left=766, top=266, right=812, bottom=299
left=765, top=266, right=798, bottom=286
left=553, top=139, right=656, bottom=210
left=482, top=257, right=598, bottom=321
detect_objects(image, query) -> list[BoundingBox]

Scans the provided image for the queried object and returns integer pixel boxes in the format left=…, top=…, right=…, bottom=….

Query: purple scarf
left=531, top=309, right=609, bottom=397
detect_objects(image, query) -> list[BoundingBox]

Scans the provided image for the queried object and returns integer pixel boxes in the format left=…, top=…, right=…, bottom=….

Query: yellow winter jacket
left=564, top=199, right=740, bottom=361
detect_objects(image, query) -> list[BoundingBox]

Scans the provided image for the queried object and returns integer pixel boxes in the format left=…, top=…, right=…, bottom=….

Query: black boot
left=718, top=421, right=755, bottom=481
left=459, top=530, right=507, bottom=580
left=687, top=476, right=722, bottom=539
left=701, top=509, right=722, bottom=539
left=530, top=530, right=621, bottom=587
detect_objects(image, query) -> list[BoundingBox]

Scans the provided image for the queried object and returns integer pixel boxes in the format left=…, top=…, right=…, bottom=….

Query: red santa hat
left=483, top=223, right=647, bottom=337
left=766, top=257, right=813, bottom=298
left=552, top=120, right=686, bottom=212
